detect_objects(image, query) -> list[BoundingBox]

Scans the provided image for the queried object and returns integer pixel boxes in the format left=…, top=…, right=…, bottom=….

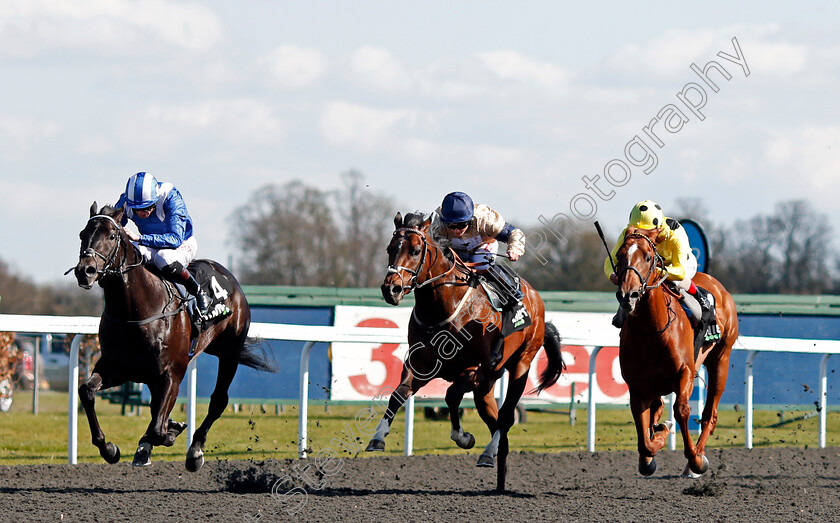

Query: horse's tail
left=238, top=337, right=279, bottom=373
left=535, top=321, right=564, bottom=394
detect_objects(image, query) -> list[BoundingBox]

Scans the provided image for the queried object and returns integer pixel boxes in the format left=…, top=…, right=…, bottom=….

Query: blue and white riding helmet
left=440, top=191, right=474, bottom=223
left=124, top=172, right=160, bottom=209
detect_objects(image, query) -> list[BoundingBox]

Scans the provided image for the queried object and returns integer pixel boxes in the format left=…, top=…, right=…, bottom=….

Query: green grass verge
left=1, top=391, right=838, bottom=466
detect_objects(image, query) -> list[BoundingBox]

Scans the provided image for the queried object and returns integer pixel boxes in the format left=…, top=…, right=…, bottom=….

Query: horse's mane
left=98, top=204, right=120, bottom=216
left=402, top=211, right=426, bottom=228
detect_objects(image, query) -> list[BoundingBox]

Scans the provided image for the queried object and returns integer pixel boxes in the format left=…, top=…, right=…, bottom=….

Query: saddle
left=668, top=282, right=721, bottom=356
left=475, top=266, right=531, bottom=337
left=147, top=260, right=233, bottom=325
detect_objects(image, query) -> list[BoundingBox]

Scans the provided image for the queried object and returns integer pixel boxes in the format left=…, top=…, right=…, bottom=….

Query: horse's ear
left=420, top=215, right=432, bottom=232
left=393, top=212, right=403, bottom=229
left=89, top=201, right=98, bottom=217
left=113, top=205, right=125, bottom=223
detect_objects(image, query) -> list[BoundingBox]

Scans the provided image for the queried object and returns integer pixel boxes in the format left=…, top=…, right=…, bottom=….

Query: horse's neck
left=102, top=242, right=168, bottom=319
left=414, top=247, right=470, bottom=324
left=635, top=287, right=671, bottom=328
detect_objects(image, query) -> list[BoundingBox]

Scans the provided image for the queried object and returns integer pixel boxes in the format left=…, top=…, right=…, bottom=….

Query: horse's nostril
left=85, top=266, right=97, bottom=276
left=391, top=285, right=402, bottom=295
left=630, top=291, right=640, bottom=300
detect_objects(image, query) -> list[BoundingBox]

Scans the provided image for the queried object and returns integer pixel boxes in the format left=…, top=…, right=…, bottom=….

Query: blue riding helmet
left=440, top=192, right=474, bottom=223
left=124, top=172, right=160, bottom=209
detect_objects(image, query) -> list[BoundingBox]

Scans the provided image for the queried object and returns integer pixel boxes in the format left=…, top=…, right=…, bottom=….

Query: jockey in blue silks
left=115, top=172, right=212, bottom=316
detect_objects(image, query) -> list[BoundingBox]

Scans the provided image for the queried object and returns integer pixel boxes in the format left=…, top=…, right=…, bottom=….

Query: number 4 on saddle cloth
left=165, top=260, right=233, bottom=329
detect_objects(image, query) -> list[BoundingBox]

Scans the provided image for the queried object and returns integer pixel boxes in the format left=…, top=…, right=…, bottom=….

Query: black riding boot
left=487, top=264, right=524, bottom=303
left=163, top=263, right=212, bottom=316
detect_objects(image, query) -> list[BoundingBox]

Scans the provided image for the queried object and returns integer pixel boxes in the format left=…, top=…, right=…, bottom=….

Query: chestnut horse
left=366, top=212, right=564, bottom=492
left=614, top=226, right=737, bottom=477
left=73, top=203, right=274, bottom=471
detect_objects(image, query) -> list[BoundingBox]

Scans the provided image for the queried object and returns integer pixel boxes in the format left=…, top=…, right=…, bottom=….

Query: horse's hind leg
left=447, top=373, right=477, bottom=450
left=186, top=353, right=238, bottom=472
left=79, top=359, right=128, bottom=464
left=492, top=370, right=529, bottom=492
left=473, top=382, right=500, bottom=469
left=695, top=348, right=732, bottom=455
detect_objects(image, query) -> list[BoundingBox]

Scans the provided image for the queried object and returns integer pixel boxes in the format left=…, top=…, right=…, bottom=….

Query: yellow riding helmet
left=628, top=200, right=664, bottom=230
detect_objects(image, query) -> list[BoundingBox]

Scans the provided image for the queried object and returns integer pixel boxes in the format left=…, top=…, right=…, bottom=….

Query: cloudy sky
left=2, top=1, right=837, bottom=285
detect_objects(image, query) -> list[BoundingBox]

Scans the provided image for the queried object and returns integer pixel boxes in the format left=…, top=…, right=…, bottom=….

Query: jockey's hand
left=609, top=272, right=619, bottom=285
left=507, top=250, right=520, bottom=262
left=125, top=228, right=140, bottom=242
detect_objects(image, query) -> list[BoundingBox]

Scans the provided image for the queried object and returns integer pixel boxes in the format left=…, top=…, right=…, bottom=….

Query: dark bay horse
left=614, top=226, right=737, bottom=477
left=73, top=203, right=274, bottom=471
left=366, top=212, right=564, bottom=491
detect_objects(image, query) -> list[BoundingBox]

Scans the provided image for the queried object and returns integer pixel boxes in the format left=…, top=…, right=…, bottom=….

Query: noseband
left=618, top=233, right=668, bottom=296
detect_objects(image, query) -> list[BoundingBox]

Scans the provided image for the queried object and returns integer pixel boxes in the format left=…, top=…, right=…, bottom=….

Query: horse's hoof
left=476, top=453, right=495, bottom=468
left=452, top=432, right=476, bottom=450
left=365, top=439, right=385, bottom=452
left=100, top=442, right=121, bottom=464
left=185, top=450, right=204, bottom=472
left=132, top=443, right=152, bottom=467
left=681, top=464, right=702, bottom=478
left=687, top=454, right=709, bottom=476
left=638, top=457, right=657, bottom=476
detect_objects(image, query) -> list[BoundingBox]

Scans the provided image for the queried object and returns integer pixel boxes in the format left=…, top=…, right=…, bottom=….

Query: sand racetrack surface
left=0, top=447, right=837, bottom=522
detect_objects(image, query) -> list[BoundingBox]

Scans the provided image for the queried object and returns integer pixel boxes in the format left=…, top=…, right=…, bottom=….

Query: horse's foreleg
left=79, top=362, right=126, bottom=464
left=629, top=394, right=665, bottom=476
left=446, top=373, right=476, bottom=449
left=365, top=379, right=422, bottom=452
left=673, top=367, right=708, bottom=477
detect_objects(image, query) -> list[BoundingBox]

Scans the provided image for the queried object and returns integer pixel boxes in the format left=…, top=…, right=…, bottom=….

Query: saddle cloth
left=475, top=270, right=531, bottom=337
left=171, top=260, right=234, bottom=324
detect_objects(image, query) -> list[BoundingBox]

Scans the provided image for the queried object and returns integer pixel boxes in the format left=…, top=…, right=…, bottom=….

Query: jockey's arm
left=475, top=205, right=525, bottom=261
left=137, top=193, right=190, bottom=249
left=657, top=227, right=689, bottom=281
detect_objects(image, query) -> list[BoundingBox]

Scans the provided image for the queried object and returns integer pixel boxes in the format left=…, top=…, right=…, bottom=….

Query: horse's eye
left=110, top=234, right=117, bottom=240
left=412, top=247, right=422, bottom=256
left=645, top=254, right=651, bottom=262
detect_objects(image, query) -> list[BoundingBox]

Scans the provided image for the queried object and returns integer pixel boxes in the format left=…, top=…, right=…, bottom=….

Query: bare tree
left=336, top=170, right=394, bottom=287
left=231, top=174, right=398, bottom=287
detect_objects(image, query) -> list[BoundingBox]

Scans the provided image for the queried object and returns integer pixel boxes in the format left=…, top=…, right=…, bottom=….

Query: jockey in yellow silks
left=604, top=200, right=712, bottom=330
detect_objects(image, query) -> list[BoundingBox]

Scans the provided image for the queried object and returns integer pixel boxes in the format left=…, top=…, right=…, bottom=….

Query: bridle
left=617, top=232, right=668, bottom=296
left=617, top=232, right=676, bottom=335
left=385, top=227, right=463, bottom=293
left=78, top=215, right=144, bottom=280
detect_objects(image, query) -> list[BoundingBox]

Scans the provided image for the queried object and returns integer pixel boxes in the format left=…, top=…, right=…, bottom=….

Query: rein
left=81, top=215, right=145, bottom=277
left=386, top=227, right=467, bottom=292
left=83, top=214, right=185, bottom=325
left=619, top=232, right=676, bottom=336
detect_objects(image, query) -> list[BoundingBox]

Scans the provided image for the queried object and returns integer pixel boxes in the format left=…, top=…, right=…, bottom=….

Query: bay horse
left=365, top=212, right=564, bottom=492
left=73, top=203, right=274, bottom=471
left=614, top=226, right=737, bottom=477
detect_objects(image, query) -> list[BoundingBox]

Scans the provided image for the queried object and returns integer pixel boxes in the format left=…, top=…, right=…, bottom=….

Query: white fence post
left=186, top=358, right=197, bottom=449
left=586, top=346, right=602, bottom=452
left=68, top=334, right=82, bottom=465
